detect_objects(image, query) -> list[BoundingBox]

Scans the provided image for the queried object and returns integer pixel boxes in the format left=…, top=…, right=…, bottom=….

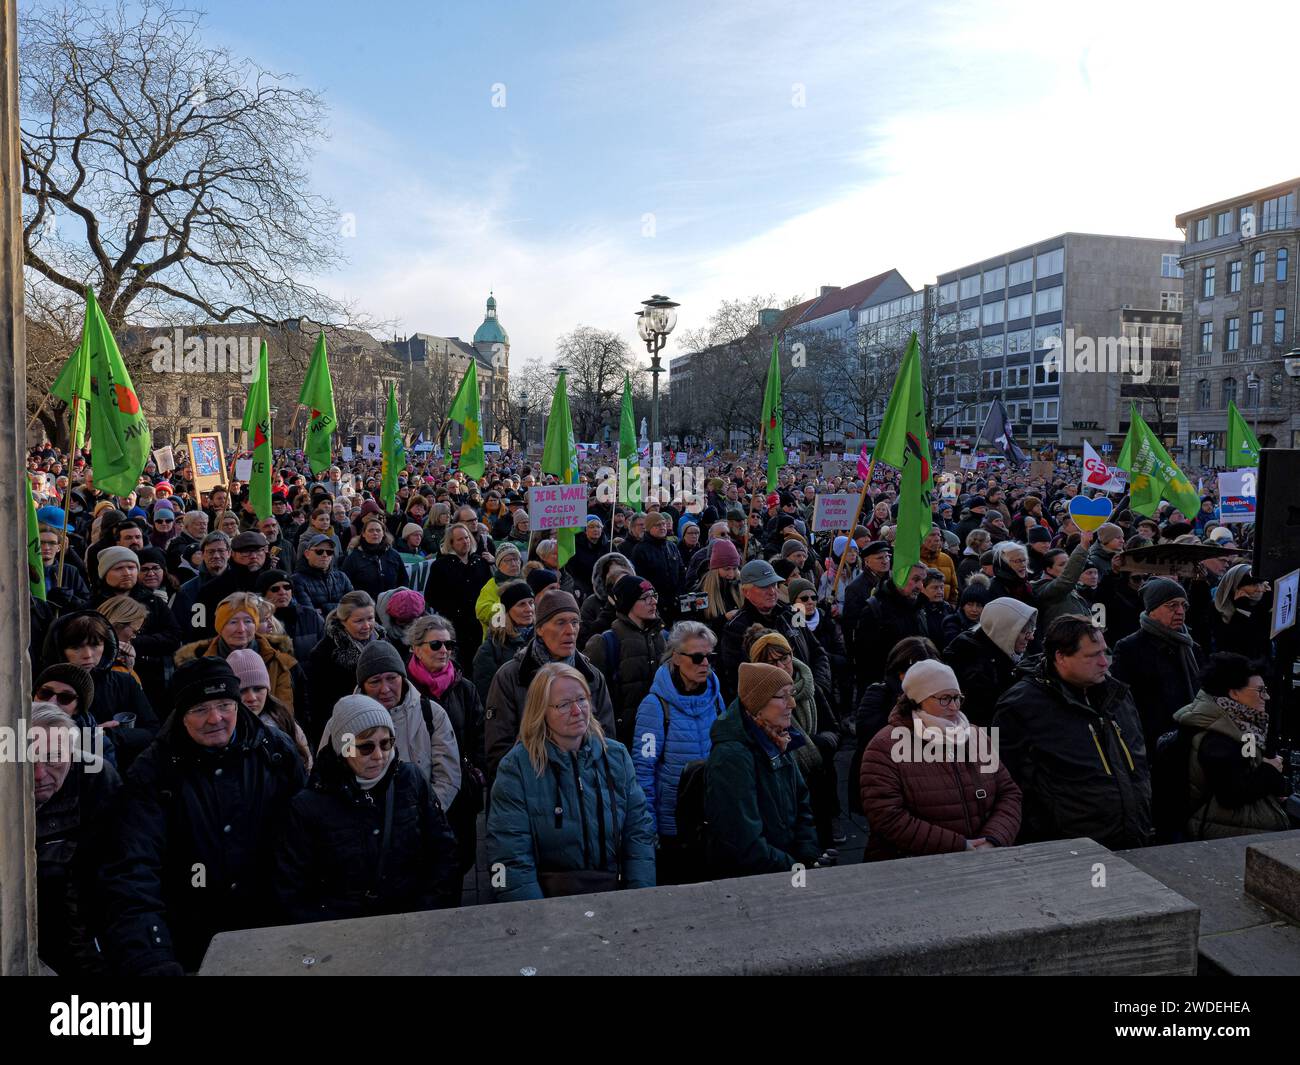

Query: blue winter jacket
left=487, top=735, right=656, bottom=902
left=632, top=664, right=724, bottom=836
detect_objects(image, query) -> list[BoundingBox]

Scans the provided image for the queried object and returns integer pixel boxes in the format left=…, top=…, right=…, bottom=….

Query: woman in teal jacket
left=705, top=662, right=820, bottom=878
left=487, top=662, right=656, bottom=901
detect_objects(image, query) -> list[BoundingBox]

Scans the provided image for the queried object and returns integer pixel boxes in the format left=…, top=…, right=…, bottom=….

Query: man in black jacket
left=629, top=511, right=684, bottom=620
left=583, top=574, right=667, bottom=747
left=96, top=657, right=306, bottom=975
left=853, top=562, right=929, bottom=690
left=992, top=614, right=1153, bottom=850
left=840, top=540, right=891, bottom=659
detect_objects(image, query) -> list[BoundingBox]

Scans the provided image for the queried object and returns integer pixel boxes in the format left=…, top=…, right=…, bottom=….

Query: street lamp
left=520, top=389, right=529, bottom=449
left=636, top=294, right=679, bottom=446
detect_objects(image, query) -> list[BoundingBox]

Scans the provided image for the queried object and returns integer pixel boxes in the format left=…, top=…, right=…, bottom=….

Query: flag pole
left=27, top=391, right=53, bottom=431
left=741, top=441, right=766, bottom=562
left=829, top=459, right=874, bottom=596
left=55, top=395, right=81, bottom=588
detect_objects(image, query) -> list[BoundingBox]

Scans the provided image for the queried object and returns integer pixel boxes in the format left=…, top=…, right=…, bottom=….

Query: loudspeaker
left=1253, top=448, right=1300, bottom=582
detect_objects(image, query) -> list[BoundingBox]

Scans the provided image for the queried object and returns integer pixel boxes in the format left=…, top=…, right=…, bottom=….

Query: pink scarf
left=408, top=653, right=455, bottom=699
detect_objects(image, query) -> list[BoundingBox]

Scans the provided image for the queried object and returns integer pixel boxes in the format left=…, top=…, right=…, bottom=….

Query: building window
left=982, top=335, right=1005, bottom=358
left=1161, top=253, right=1183, bottom=278
left=1222, top=377, right=1237, bottom=407
left=1276, top=308, right=1287, bottom=345
left=1036, top=248, right=1064, bottom=278
left=1217, top=210, right=1234, bottom=236
left=201, top=399, right=212, bottom=418
left=1262, top=192, right=1296, bottom=232
left=179, top=396, right=190, bottom=415
left=981, top=301, right=1004, bottom=326
left=231, top=397, right=243, bottom=419
left=1195, top=217, right=1211, bottom=241
left=1034, top=286, right=1063, bottom=314
left=1225, top=317, right=1240, bottom=351
left=1034, top=323, right=1062, bottom=351
left=1247, top=377, right=1261, bottom=407
left=1249, top=309, right=1263, bottom=346
left=1253, top=250, right=1265, bottom=284
left=1034, top=357, right=1060, bottom=385
left=1202, top=265, right=1216, bottom=298
left=937, top=281, right=958, bottom=305
left=1033, top=399, right=1059, bottom=422
left=1240, top=205, right=1255, bottom=232
left=1006, top=329, right=1032, bottom=354
left=1008, top=258, right=1033, bottom=286
left=1278, top=248, right=1289, bottom=281
left=1006, top=366, right=1029, bottom=387
left=1200, top=321, right=1213, bottom=353
left=984, top=369, right=1003, bottom=390
left=155, top=394, right=169, bottom=415
left=958, top=308, right=979, bottom=331
left=1229, top=260, right=1241, bottom=293
left=983, top=266, right=1005, bottom=291
left=1197, top=379, right=1210, bottom=410
left=1160, top=291, right=1183, bottom=311
left=1007, top=294, right=1032, bottom=320
left=959, top=275, right=980, bottom=300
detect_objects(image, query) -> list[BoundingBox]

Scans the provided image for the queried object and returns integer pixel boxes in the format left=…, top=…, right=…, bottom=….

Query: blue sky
left=188, top=0, right=1299, bottom=362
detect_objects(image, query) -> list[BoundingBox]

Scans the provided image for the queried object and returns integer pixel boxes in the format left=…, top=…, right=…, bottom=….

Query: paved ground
left=460, top=740, right=868, bottom=906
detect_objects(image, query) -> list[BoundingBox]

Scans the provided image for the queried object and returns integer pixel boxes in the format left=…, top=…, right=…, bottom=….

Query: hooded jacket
left=992, top=660, right=1152, bottom=850
left=632, top=664, right=725, bottom=836
left=274, top=743, right=460, bottom=923
left=487, top=734, right=656, bottom=902
left=942, top=606, right=1028, bottom=729
left=704, top=701, right=820, bottom=877
left=96, top=705, right=306, bottom=975
left=584, top=613, right=667, bottom=748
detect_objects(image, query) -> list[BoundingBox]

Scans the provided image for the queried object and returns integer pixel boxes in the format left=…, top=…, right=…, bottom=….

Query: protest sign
left=811, top=492, right=858, bottom=532
left=1217, top=469, right=1258, bottom=524
left=528, top=484, right=588, bottom=532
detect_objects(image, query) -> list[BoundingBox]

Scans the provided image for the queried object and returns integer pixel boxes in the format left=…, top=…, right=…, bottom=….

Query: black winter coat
left=341, top=541, right=410, bottom=600
left=1110, top=625, right=1204, bottom=755
left=942, top=627, right=1018, bottom=728
left=91, top=584, right=181, bottom=710
left=578, top=593, right=617, bottom=648
left=275, top=599, right=327, bottom=662
left=584, top=614, right=667, bottom=747
left=96, top=707, right=306, bottom=975
left=304, top=620, right=385, bottom=747
left=719, top=600, right=832, bottom=704
left=425, top=552, right=492, bottom=668
left=275, top=745, right=459, bottom=924
left=992, top=664, right=1152, bottom=851
left=291, top=557, right=354, bottom=618
left=853, top=583, right=929, bottom=689
left=472, top=631, right=528, bottom=706
left=630, top=536, right=685, bottom=615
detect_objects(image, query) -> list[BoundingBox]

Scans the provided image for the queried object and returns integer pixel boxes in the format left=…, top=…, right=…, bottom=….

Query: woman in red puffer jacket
left=860, top=659, right=1022, bottom=861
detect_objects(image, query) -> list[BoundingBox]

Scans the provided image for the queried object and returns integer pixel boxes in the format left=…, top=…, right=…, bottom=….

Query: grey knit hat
left=328, top=694, right=394, bottom=755
left=356, top=639, right=407, bottom=685
left=97, top=545, right=138, bottom=580
left=1141, top=576, right=1188, bottom=613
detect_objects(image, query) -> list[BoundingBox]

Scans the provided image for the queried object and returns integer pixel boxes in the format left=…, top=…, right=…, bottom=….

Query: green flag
left=26, top=475, right=46, bottom=601
left=542, top=370, right=580, bottom=567
left=298, top=332, right=337, bottom=476
left=245, top=342, right=273, bottom=519
left=447, top=361, right=485, bottom=479
left=380, top=381, right=405, bottom=512
left=874, top=333, right=931, bottom=588
left=82, top=288, right=151, bottom=497
left=760, top=335, right=786, bottom=492
left=240, top=343, right=262, bottom=438
left=51, top=337, right=90, bottom=452
left=1226, top=400, right=1261, bottom=468
left=618, top=373, right=641, bottom=511
left=1117, top=402, right=1200, bottom=517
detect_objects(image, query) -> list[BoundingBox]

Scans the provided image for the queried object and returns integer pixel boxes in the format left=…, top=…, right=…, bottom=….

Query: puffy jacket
left=170, top=564, right=224, bottom=633
left=921, top=546, right=958, bottom=602
left=340, top=541, right=409, bottom=600
left=484, top=640, right=616, bottom=784
left=274, top=744, right=460, bottom=923
left=1173, top=691, right=1290, bottom=839
left=472, top=630, right=529, bottom=706
left=96, top=706, right=306, bottom=975
left=860, top=708, right=1022, bottom=861
left=487, top=735, right=656, bottom=902
left=632, top=664, right=725, bottom=836
left=704, top=701, right=820, bottom=877
left=992, top=662, right=1153, bottom=850
left=292, top=555, right=354, bottom=618
left=174, top=633, right=298, bottom=713
left=1110, top=623, right=1205, bottom=754
left=274, top=598, right=326, bottom=662
left=584, top=614, right=667, bottom=747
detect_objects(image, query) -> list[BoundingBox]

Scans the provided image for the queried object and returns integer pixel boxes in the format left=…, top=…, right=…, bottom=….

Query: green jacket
left=790, top=658, right=822, bottom=780
left=705, top=701, right=820, bottom=877
left=1030, top=543, right=1093, bottom=633
left=1173, top=691, right=1289, bottom=839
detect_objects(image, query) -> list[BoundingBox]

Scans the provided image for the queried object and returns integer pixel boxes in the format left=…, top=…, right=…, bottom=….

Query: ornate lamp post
left=636, top=294, right=679, bottom=446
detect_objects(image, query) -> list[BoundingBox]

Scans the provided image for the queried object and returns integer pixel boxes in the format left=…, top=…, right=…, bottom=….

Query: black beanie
left=35, top=663, right=95, bottom=714
left=171, top=656, right=241, bottom=714
left=499, top=580, right=534, bottom=613
left=614, top=574, right=655, bottom=616
left=255, top=568, right=292, bottom=594
left=527, top=568, right=559, bottom=596
left=356, top=640, right=407, bottom=686
left=136, top=546, right=167, bottom=569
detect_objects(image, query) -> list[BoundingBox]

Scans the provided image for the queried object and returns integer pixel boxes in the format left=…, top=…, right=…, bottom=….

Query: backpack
left=1150, top=724, right=1202, bottom=843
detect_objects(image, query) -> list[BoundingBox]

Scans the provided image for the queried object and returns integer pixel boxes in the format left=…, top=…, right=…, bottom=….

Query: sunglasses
left=676, top=651, right=710, bottom=665
left=267, top=583, right=292, bottom=594
left=35, top=687, right=78, bottom=707
left=420, top=639, right=457, bottom=651
left=796, top=594, right=817, bottom=603
left=353, top=737, right=396, bottom=756
left=154, top=518, right=174, bottom=525
left=311, top=548, right=335, bottom=556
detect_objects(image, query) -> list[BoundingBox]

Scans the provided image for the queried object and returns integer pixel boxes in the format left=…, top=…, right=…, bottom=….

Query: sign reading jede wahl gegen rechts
left=528, top=484, right=588, bottom=532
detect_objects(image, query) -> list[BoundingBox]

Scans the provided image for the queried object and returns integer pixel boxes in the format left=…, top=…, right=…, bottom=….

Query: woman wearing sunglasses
left=859, top=660, right=1021, bottom=861
left=275, top=695, right=460, bottom=924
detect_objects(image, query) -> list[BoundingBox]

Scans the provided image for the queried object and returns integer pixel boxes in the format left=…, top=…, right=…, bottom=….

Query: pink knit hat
left=227, top=648, right=270, bottom=691
left=709, top=537, right=742, bottom=570
left=385, top=588, right=426, bottom=623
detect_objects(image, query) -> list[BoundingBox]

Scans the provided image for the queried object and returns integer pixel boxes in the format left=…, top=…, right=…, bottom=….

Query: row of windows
left=1195, top=377, right=1261, bottom=410
left=1198, top=309, right=1287, bottom=352
left=938, top=249, right=1064, bottom=304
left=937, top=361, right=1061, bottom=394
left=939, top=399, right=1060, bottom=426
left=860, top=291, right=925, bottom=325
left=1192, top=194, right=1295, bottom=242
left=1202, top=249, right=1288, bottom=296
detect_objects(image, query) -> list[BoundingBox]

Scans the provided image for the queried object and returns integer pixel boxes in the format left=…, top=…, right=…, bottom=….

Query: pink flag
left=857, top=444, right=870, bottom=480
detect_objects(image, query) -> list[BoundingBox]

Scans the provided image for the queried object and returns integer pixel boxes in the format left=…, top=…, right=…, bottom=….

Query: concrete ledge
left=1244, top=837, right=1300, bottom=923
left=201, top=838, right=1198, bottom=976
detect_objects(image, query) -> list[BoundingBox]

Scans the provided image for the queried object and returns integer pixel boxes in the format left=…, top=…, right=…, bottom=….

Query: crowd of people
left=22, top=440, right=1293, bottom=975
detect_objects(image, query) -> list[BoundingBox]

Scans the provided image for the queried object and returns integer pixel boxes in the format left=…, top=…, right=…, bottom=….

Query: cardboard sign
left=341, top=446, right=354, bottom=461
left=186, top=432, right=227, bottom=494
left=152, top=446, right=175, bottom=473
left=821, top=460, right=842, bottom=479
left=528, top=484, right=588, bottom=532
left=1029, top=460, right=1054, bottom=480
left=943, top=452, right=963, bottom=472
left=1217, top=469, right=1257, bottom=524
left=234, top=458, right=253, bottom=482
left=1272, top=569, right=1299, bottom=638
left=811, top=493, right=858, bottom=532
left=959, top=453, right=979, bottom=470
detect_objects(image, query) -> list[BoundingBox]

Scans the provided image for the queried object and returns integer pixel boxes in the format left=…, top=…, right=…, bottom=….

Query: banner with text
left=1217, top=469, right=1258, bottom=524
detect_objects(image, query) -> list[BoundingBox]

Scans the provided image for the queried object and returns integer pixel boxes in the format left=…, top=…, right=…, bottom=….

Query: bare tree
left=555, top=326, right=633, bottom=441
left=505, top=357, right=554, bottom=450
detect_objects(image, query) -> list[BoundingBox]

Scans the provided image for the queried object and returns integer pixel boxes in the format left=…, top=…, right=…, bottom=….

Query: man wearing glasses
left=97, top=656, right=306, bottom=976
left=291, top=532, right=355, bottom=617
left=192, top=531, right=273, bottom=639
left=171, top=532, right=231, bottom=636
left=257, top=567, right=325, bottom=660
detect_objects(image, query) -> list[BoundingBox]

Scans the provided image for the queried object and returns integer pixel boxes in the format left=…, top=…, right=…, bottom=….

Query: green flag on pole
left=380, top=381, right=405, bottom=513
left=619, top=373, right=641, bottom=512
left=245, top=341, right=273, bottom=519
left=542, top=370, right=580, bottom=567
left=1226, top=400, right=1261, bottom=468
left=874, top=332, right=931, bottom=588
left=51, top=337, right=90, bottom=452
left=447, top=361, right=485, bottom=479
left=298, top=332, right=336, bottom=476
left=760, top=335, right=786, bottom=493
left=1117, top=401, right=1200, bottom=517
left=82, top=288, right=151, bottom=497
left=240, top=343, right=261, bottom=439
left=26, top=475, right=46, bottom=601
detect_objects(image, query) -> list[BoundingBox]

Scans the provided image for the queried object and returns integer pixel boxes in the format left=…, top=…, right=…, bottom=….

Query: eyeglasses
left=931, top=693, right=965, bottom=708
left=766, top=650, right=793, bottom=664
left=1245, top=684, right=1270, bottom=698
left=154, top=518, right=174, bottom=525
left=35, top=687, right=78, bottom=707
left=353, top=737, right=396, bottom=755
left=639, top=591, right=659, bottom=602
left=676, top=651, right=710, bottom=665
left=420, top=639, right=457, bottom=651
left=551, top=696, right=591, bottom=714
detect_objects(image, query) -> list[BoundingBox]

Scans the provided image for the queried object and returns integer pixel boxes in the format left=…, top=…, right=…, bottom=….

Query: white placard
left=1272, top=569, right=1298, bottom=638
left=812, top=492, right=858, bottom=532
left=652, top=442, right=663, bottom=469
left=152, top=446, right=175, bottom=473
left=341, top=446, right=354, bottom=461
left=362, top=435, right=381, bottom=460
left=675, top=451, right=686, bottom=465
left=234, top=458, right=253, bottom=481
left=1217, top=469, right=1257, bottom=524
left=528, top=484, right=588, bottom=532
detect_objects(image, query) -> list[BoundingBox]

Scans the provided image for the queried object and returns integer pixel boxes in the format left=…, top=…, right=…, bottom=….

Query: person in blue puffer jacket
left=632, top=621, right=725, bottom=884
left=487, top=662, right=656, bottom=902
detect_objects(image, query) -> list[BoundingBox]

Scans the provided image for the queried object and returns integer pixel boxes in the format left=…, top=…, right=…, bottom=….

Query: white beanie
left=901, top=660, right=961, bottom=705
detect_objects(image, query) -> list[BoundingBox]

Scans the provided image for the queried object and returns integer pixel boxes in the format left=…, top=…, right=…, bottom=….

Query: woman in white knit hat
left=859, top=659, right=1022, bottom=862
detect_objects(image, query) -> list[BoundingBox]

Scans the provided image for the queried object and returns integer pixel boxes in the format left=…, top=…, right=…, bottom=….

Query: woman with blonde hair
left=173, top=591, right=299, bottom=710
left=96, top=594, right=149, bottom=682
left=487, top=662, right=655, bottom=901
left=425, top=522, right=491, bottom=669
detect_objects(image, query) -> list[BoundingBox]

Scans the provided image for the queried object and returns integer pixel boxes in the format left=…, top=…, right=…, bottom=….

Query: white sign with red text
left=812, top=493, right=858, bottom=532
